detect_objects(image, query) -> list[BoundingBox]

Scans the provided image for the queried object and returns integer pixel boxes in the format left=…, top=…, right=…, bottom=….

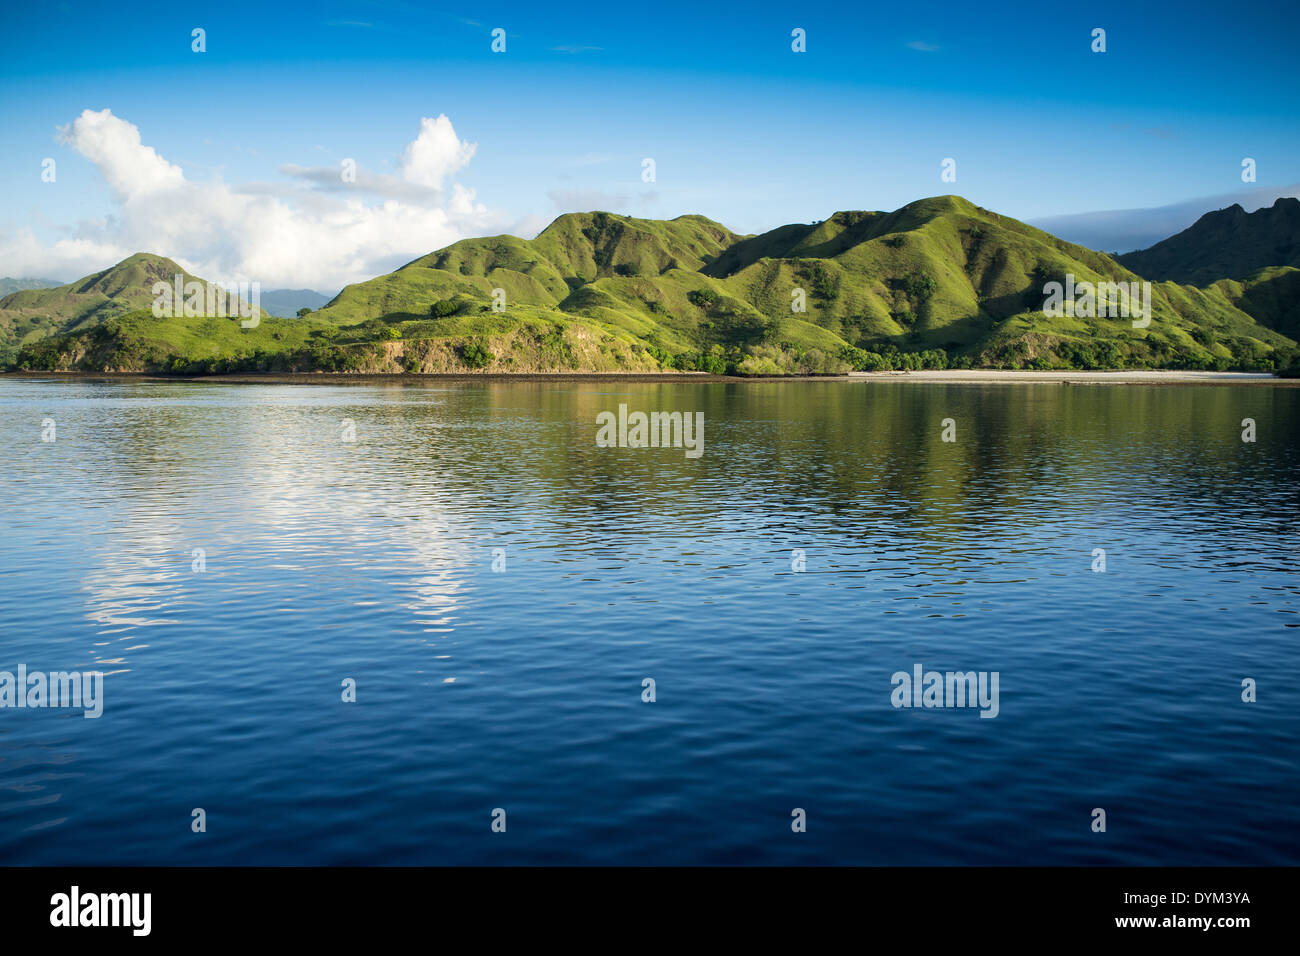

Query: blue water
left=0, top=378, right=1297, bottom=865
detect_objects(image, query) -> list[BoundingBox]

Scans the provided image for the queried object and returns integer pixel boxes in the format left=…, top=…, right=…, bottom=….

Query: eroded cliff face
left=19, top=323, right=673, bottom=375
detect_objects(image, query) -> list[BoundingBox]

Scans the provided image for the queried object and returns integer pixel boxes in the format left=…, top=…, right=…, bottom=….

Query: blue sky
left=1, top=0, right=1297, bottom=289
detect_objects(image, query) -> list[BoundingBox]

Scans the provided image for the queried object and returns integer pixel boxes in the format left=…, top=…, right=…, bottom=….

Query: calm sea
left=0, top=378, right=1296, bottom=865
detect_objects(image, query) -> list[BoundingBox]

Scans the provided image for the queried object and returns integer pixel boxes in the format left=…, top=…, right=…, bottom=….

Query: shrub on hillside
left=901, top=272, right=938, bottom=301
left=358, top=318, right=388, bottom=339
left=460, top=341, right=493, bottom=368
left=808, top=262, right=838, bottom=300
left=429, top=297, right=461, bottom=318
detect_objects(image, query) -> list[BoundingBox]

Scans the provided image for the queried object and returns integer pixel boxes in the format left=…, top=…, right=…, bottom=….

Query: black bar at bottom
left=0, top=866, right=1278, bottom=941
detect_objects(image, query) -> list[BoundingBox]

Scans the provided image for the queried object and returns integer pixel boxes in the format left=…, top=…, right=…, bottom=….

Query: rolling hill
left=8, top=197, right=1299, bottom=375
left=0, top=253, right=266, bottom=366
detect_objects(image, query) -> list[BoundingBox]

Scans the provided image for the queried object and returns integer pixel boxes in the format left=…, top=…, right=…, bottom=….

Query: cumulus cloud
left=55, top=109, right=184, bottom=199
left=5, top=109, right=496, bottom=290
left=399, top=115, right=477, bottom=189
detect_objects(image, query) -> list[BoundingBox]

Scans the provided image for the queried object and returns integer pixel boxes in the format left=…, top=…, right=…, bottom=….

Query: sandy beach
left=847, top=370, right=1295, bottom=385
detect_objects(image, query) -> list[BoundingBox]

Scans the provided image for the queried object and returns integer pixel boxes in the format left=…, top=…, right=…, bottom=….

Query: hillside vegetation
left=6, top=197, right=1298, bottom=375
left=0, top=253, right=265, bottom=367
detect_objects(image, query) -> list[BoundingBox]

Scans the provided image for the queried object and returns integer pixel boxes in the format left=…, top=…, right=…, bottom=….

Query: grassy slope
left=9, top=200, right=1298, bottom=374
left=0, top=253, right=265, bottom=362
left=14, top=310, right=326, bottom=373
left=1206, top=266, right=1300, bottom=341
left=13, top=305, right=665, bottom=375
left=315, top=212, right=742, bottom=321
left=545, top=197, right=1296, bottom=370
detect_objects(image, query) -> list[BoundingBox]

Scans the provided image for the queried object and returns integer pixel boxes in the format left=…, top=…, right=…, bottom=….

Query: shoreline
left=0, top=370, right=732, bottom=385
left=1, top=369, right=1295, bottom=386
left=847, top=369, right=1294, bottom=385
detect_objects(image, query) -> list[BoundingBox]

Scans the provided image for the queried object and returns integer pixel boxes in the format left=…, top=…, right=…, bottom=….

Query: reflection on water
left=0, top=378, right=1297, bottom=864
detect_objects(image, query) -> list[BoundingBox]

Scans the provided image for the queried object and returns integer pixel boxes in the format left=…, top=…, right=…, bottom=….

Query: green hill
left=1118, top=197, right=1300, bottom=285
left=8, top=198, right=1299, bottom=375
left=0, top=253, right=266, bottom=366
left=314, top=212, right=742, bottom=322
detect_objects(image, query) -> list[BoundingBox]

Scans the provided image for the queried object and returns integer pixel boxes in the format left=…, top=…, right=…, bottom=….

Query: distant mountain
left=261, top=289, right=333, bottom=317
left=1118, top=197, right=1300, bottom=285
left=8, top=199, right=1298, bottom=375
left=0, top=277, right=63, bottom=296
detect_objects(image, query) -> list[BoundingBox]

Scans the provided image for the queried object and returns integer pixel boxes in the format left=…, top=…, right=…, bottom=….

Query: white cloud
left=277, top=163, right=442, bottom=202
left=399, top=115, right=477, bottom=189
left=55, top=108, right=184, bottom=199
left=4, top=109, right=496, bottom=291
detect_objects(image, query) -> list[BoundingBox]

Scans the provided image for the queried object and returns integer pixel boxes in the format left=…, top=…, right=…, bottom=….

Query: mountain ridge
left=7, top=197, right=1298, bottom=375
left=1118, top=197, right=1300, bottom=285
